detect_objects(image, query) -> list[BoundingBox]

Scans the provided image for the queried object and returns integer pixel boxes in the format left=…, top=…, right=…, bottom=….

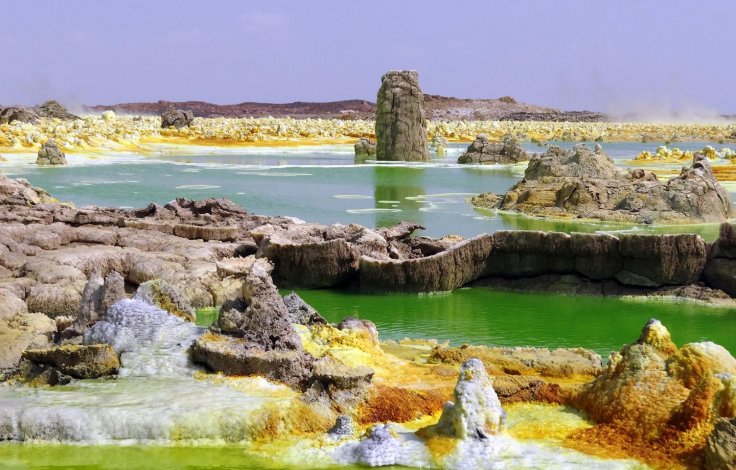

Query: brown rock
left=22, top=344, right=120, bottom=379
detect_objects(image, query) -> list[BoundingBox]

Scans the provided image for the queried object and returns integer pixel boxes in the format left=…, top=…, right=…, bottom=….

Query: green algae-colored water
left=0, top=444, right=357, bottom=470
left=293, top=288, right=736, bottom=356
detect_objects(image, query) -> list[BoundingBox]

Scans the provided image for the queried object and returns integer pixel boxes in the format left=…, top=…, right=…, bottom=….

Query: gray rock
left=282, top=292, right=327, bottom=325
left=0, top=106, right=39, bottom=125
left=706, top=417, right=736, bottom=470
left=375, top=71, right=429, bottom=162
left=457, top=134, right=530, bottom=164
left=36, top=139, right=67, bottom=166
left=354, top=137, right=376, bottom=157
left=35, top=100, right=79, bottom=120
left=134, top=279, right=196, bottom=322
left=161, top=108, right=194, bottom=129
left=351, top=424, right=404, bottom=467
left=327, top=415, right=354, bottom=439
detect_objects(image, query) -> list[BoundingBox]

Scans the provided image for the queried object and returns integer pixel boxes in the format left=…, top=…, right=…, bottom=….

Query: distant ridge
left=86, top=95, right=610, bottom=122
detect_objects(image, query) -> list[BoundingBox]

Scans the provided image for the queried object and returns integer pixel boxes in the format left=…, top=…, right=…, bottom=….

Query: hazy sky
left=2, top=0, right=734, bottom=115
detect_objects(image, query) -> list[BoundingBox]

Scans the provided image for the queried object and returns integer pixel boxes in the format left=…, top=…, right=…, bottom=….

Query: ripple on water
left=174, top=185, right=221, bottom=190
left=346, top=208, right=402, bottom=214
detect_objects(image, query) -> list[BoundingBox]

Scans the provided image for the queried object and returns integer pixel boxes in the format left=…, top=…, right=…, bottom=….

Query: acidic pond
left=1, top=141, right=733, bottom=240
left=294, top=288, right=736, bottom=356
left=0, top=142, right=733, bottom=469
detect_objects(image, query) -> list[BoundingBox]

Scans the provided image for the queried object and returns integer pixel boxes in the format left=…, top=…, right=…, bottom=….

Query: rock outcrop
left=65, top=270, right=126, bottom=338
left=354, top=137, right=376, bottom=157
left=22, top=344, right=120, bottom=379
left=0, top=106, right=39, bottom=125
left=134, top=279, right=195, bottom=322
left=192, top=257, right=316, bottom=388
left=457, top=134, right=530, bottom=164
left=161, top=108, right=194, bottom=129
left=706, top=417, right=736, bottom=470
left=0, top=312, right=56, bottom=371
left=476, top=145, right=735, bottom=224
left=375, top=71, right=429, bottom=162
left=36, top=139, right=67, bottom=166
left=35, top=100, right=79, bottom=120
left=572, top=319, right=736, bottom=465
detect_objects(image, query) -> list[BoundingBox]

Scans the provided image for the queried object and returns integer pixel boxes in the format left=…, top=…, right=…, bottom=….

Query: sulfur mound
left=571, top=319, right=736, bottom=466
left=420, top=358, right=506, bottom=439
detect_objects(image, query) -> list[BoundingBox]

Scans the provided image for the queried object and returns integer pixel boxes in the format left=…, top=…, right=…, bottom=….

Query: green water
left=0, top=444, right=356, bottom=470
left=292, top=288, right=736, bottom=356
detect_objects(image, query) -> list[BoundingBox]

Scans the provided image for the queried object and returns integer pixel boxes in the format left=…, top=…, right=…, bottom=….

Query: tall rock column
left=375, top=70, right=430, bottom=162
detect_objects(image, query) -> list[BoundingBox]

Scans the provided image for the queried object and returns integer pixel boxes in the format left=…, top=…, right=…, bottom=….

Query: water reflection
left=373, top=165, right=425, bottom=228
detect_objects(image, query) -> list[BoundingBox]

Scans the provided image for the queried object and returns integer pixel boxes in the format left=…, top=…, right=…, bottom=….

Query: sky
left=1, top=0, right=735, bottom=116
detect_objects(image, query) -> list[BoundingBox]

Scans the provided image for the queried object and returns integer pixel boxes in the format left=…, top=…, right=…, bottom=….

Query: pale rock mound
left=477, top=145, right=735, bottom=224
left=422, top=358, right=506, bottom=439
left=36, top=139, right=67, bottom=166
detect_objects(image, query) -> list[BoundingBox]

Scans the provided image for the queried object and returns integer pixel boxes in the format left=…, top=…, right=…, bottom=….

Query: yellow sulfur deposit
left=1, top=115, right=735, bottom=156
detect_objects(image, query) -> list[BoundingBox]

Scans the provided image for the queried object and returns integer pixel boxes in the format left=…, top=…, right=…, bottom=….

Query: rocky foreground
left=0, top=175, right=735, bottom=467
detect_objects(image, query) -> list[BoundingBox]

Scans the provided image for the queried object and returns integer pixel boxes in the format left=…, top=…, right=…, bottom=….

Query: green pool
left=293, top=288, right=736, bottom=356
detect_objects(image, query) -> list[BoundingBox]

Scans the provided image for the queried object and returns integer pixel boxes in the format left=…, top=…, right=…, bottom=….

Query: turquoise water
left=0, top=141, right=731, bottom=239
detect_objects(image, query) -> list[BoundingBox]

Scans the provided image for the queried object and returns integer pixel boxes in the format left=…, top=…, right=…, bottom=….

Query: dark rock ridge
left=375, top=71, right=429, bottom=162
left=84, top=95, right=602, bottom=121
left=457, top=134, right=530, bottom=164
left=161, top=108, right=194, bottom=129
left=500, top=110, right=607, bottom=122
left=475, top=144, right=735, bottom=224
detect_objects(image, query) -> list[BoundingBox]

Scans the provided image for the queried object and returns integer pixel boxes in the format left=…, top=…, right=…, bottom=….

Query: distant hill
left=86, top=96, right=610, bottom=122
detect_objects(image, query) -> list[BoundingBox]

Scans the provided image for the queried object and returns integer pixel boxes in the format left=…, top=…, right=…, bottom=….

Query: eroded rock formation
left=0, top=106, right=39, bottom=125
left=571, top=319, right=736, bottom=466
left=161, top=108, right=194, bottom=129
left=375, top=71, right=429, bottom=162
left=354, top=137, right=376, bottom=157
left=22, top=344, right=120, bottom=379
left=35, top=100, right=79, bottom=120
left=457, top=134, right=530, bottom=164
left=36, top=139, right=67, bottom=166
left=474, top=144, right=735, bottom=224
